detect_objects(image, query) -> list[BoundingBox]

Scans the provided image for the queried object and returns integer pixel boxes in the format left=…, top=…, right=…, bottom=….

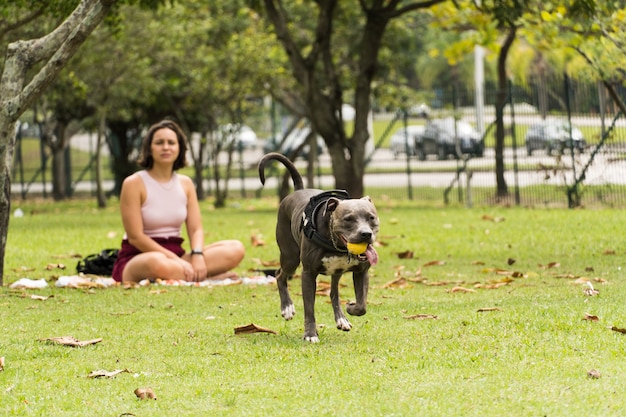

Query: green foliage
left=0, top=0, right=80, bottom=19
left=2, top=199, right=626, bottom=415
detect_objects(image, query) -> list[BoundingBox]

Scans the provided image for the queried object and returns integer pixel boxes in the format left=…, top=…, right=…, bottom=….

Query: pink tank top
left=137, top=170, right=187, bottom=237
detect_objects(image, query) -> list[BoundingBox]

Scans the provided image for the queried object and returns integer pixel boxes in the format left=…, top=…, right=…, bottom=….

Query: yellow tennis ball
left=347, top=242, right=368, bottom=255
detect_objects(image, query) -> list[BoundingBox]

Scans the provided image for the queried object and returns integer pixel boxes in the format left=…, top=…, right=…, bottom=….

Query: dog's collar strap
left=302, top=190, right=350, bottom=252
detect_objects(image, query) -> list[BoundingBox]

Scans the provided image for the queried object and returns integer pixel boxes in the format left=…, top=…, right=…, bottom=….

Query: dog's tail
left=258, top=152, right=304, bottom=190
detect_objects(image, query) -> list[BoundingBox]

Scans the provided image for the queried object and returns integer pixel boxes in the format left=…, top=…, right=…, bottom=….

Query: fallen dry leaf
left=234, top=323, right=277, bottom=335
left=134, top=387, right=157, bottom=400
left=51, top=253, right=82, bottom=259
left=481, top=214, right=505, bottom=222
left=45, top=263, right=66, bottom=270
left=492, top=277, right=514, bottom=284
left=475, top=282, right=509, bottom=289
left=403, top=314, right=438, bottom=320
left=423, top=260, right=445, bottom=267
left=315, top=281, right=333, bottom=296
left=486, top=277, right=514, bottom=285
left=449, top=286, right=476, bottom=293
left=317, top=281, right=332, bottom=290
left=602, top=249, right=616, bottom=255
left=29, top=294, right=53, bottom=301
left=9, top=292, right=54, bottom=301
left=477, top=307, right=501, bottom=312
left=556, top=273, right=579, bottom=279
left=250, top=233, right=265, bottom=247
left=583, top=313, right=599, bottom=322
left=471, top=260, right=485, bottom=265
left=39, top=336, right=103, bottom=347
left=587, top=369, right=601, bottom=379
left=539, top=262, right=560, bottom=269
left=0, top=357, right=4, bottom=371
left=316, top=287, right=330, bottom=296
left=382, top=277, right=409, bottom=289
left=87, top=369, right=130, bottom=378
left=610, top=326, right=626, bottom=334
left=397, top=250, right=414, bottom=259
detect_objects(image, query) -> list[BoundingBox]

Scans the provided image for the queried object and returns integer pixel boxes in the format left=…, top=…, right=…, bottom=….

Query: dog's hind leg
left=301, top=270, right=320, bottom=342
left=276, top=268, right=296, bottom=321
left=330, top=272, right=352, bottom=332
left=275, top=214, right=300, bottom=322
left=346, top=271, right=368, bottom=316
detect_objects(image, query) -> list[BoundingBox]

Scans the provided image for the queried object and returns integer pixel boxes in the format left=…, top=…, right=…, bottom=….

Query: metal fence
left=10, top=76, right=626, bottom=208
left=370, top=76, right=626, bottom=208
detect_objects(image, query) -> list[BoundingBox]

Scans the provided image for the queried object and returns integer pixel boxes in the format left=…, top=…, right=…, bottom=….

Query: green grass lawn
left=2, top=198, right=626, bottom=416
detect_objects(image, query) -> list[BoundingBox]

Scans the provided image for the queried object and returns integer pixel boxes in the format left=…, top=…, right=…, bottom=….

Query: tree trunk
left=193, top=136, right=206, bottom=200
left=262, top=0, right=394, bottom=199
left=495, top=26, right=516, bottom=198
left=107, top=123, right=139, bottom=197
left=0, top=116, right=18, bottom=286
left=95, top=112, right=106, bottom=208
left=51, top=145, right=67, bottom=200
left=0, top=0, right=117, bottom=284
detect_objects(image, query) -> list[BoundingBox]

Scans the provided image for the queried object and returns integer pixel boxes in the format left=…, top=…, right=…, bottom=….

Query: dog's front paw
left=336, top=317, right=352, bottom=331
left=346, top=302, right=366, bottom=316
left=281, top=303, right=295, bottom=320
left=303, top=334, right=320, bottom=343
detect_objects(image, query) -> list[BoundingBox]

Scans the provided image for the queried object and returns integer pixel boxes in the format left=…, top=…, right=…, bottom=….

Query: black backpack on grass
left=76, top=249, right=118, bottom=276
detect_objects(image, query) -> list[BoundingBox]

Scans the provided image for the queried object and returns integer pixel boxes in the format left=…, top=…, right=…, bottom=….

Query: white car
left=389, top=125, right=424, bottom=158
left=263, top=127, right=325, bottom=158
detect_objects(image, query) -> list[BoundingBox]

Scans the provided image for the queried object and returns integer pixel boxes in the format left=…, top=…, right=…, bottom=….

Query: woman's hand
left=190, top=254, right=208, bottom=281
left=177, top=258, right=196, bottom=281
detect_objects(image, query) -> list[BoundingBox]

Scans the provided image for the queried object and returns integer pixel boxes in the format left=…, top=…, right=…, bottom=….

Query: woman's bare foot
left=205, top=271, right=239, bottom=281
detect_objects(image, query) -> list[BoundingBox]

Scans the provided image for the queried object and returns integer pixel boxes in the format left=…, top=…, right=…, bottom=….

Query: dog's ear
left=361, top=195, right=372, bottom=202
left=323, top=197, right=341, bottom=215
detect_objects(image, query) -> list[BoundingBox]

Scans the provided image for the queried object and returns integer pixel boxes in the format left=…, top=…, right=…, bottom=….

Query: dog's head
left=325, top=196, right=379, bottom=265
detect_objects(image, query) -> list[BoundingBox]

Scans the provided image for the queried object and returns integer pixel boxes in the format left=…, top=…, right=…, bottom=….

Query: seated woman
left=112, top=119, right=245, bottom=283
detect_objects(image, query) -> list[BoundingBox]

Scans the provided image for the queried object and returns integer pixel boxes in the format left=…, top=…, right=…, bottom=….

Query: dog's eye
left=343, top=215, right=356, bottom=223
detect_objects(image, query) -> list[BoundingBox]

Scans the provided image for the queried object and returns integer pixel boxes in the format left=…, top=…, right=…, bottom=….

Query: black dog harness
left=302, top=190, right=350, bottom=252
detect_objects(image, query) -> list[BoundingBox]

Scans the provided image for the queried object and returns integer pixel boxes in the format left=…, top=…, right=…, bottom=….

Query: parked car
left=408, top=103, right=431, bottom=118
left=417, top=118, right=484, bottom=160
left=263, top=127, right=325, bottom=158
left=218, top=124, right=258, bottom=150
left=389, top=125, right=424, bottom=159
left=525, top=120, right=586, bottom=156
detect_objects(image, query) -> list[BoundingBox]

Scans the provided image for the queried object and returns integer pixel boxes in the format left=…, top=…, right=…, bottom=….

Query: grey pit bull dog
left=258, top=152, right=380, bottom=343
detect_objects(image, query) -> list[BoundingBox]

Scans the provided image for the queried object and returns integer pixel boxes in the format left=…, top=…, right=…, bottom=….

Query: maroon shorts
left=111, top=237, right=185, bottom=282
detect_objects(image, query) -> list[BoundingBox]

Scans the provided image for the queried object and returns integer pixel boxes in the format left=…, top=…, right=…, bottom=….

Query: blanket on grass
left=9, top=274, right=276, bottom=289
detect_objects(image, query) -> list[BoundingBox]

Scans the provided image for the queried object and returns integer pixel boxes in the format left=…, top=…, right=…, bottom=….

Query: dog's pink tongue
left=365, top=244, right=378, bottom=265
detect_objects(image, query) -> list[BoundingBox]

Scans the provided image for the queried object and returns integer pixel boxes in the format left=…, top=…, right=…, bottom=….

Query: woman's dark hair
left=137, top=119, right=189, bottom=170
